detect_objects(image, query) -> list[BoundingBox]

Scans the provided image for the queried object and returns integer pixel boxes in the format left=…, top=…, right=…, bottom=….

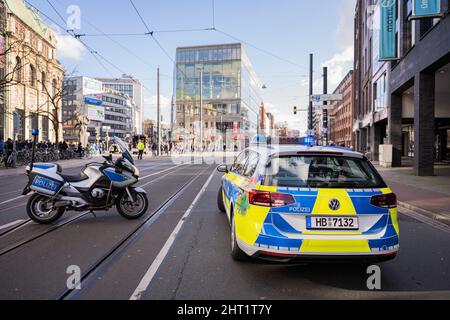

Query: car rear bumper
left=237, top=236, right=399, bottom=263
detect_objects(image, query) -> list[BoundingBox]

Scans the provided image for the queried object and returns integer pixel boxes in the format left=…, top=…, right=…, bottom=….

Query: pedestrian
left=77, top=142, right=83, bottom=158
left=137, top=140, right=145, bottom=160
left=3, top=138, right=13, bottom=167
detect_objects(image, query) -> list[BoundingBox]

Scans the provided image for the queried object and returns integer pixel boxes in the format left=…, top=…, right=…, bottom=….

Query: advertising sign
left=379, top=0, right=398, bottom=61
left=411, top=0, right=442, bottom=19
left=84, top=93, right=103, bottom=106
left=82, top=77, right=103, bottom=95
left=87, top=104, right=105, bottom=122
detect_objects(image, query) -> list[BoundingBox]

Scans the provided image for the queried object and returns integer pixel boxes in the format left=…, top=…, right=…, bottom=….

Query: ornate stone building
left=2, top=0, right=64, bottom=142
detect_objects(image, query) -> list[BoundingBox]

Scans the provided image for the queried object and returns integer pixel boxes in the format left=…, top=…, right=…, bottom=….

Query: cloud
left=47, top=22, right=85, bottom=61
left=144, top=95, right=171, bottom=123
left=55, top=33, right=86, bottom=61
left=335, top=0, right=357, bottom=50
left=264, top=102, right=308, bottom=134
left=321, top=46, right=354, bottom=91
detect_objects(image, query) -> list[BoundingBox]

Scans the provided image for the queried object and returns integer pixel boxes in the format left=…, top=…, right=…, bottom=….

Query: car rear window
left=264, top=155, right=386, bottom=189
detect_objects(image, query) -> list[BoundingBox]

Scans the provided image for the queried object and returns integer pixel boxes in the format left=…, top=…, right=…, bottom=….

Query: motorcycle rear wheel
left=27, top=194, right=65, bottom=224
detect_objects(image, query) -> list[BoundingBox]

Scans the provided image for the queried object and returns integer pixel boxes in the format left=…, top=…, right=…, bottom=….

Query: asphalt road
left=0, top=156, right=449, bottom=300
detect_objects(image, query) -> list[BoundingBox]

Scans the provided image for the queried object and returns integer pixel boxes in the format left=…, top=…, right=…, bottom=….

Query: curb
left=398, top=201, right=450, bottom=230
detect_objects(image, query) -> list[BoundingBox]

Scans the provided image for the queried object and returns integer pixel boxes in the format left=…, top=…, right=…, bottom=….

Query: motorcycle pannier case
left=29, top=164, right=64, bottom=196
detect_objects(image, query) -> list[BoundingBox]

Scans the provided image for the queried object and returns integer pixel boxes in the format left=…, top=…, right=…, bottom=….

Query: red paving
left=387, top=180, right=450, bottom=215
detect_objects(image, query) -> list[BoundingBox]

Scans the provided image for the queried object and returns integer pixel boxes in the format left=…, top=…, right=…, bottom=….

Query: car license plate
left=306, top=216, right=359, bottom=230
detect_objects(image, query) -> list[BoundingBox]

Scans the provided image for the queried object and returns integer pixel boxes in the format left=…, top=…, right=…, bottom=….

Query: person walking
left=137, top=140, right=145, bottom=160
left=3, top=138, right=13, bottom=167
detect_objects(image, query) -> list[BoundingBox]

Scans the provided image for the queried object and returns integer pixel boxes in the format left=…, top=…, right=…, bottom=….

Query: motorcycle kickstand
left=90, top=210, right=97, bottom=218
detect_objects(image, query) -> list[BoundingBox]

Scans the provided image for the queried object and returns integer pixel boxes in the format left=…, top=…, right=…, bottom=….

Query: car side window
left=243, top=152, right=260, bottom=177
left=231, top=151, right=249, bottom=176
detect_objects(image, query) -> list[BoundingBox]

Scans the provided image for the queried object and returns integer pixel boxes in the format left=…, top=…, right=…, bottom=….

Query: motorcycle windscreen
left=112, top=136, right=135, bottom=165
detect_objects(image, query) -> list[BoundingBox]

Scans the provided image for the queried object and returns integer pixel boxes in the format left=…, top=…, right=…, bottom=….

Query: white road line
left=139, top=166, right=187, bottom=188
left=0, top=195, right=28, bottom=206
left=139, top=164, right=184, bottom=180
left=130, top=169, right=216, bottom=300
left=0, top=219, right=26, bottom=231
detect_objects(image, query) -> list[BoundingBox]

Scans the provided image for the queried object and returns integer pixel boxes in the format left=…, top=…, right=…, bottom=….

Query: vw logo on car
left=328, top=199, right=341, bottom=211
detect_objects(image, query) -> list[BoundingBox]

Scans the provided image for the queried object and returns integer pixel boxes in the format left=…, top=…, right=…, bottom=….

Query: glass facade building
left=174, top=43, right=262, bottom=151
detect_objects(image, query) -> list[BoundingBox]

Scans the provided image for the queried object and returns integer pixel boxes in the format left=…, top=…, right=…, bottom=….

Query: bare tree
left=0, top=39, right=33, bottom=93
left=34, top=69, right=72, bottom=143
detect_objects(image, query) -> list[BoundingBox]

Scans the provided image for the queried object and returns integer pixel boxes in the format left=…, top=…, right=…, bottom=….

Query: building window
left=14, top=57, right=22, bottom=82
left=403, top=0, right=415, bottom=52
left=29, top=65, right=36, bottom=87
left=41, top=72, right=46, bottom=91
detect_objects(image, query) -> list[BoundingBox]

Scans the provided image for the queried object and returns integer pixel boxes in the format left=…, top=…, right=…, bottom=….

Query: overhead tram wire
left=128, top=0, right=191, bottom=82
left=45, top=0, right=66, bottom=26
left=25, top=1, right=130, bottom=78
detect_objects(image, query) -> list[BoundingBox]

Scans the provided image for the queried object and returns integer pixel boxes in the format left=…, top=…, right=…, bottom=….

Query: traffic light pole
left=308, top=54, right=313, bottom=132
left=323, top=67, right=328, bottom=146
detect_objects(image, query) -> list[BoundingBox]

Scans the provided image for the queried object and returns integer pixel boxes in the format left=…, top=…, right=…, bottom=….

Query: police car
left=216, top=145, right=399, bottom=262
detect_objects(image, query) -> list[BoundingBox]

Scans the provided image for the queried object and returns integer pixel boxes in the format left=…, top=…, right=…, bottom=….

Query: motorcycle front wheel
left=27, top=194, right=65, bottom=224
left=116, top=190, right=149, bottom=220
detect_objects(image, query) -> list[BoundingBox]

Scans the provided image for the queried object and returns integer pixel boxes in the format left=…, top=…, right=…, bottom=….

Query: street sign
left=310, top=94, right=343, bottom=103
left=314, top=105, right=333, bottom=111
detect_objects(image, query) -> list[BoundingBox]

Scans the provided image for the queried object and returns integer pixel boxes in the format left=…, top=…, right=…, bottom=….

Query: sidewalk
left=375, top=164, right=450, bottom=226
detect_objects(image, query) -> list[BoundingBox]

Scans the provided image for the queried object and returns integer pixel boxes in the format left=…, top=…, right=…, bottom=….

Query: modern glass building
left=173, top=43, right=263, bottom=151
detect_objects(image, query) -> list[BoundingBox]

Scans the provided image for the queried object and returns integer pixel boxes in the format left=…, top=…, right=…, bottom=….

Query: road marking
left=0, top=195, right=28, bottom=206
left=0, top=219, right=26, bottom=231
left=399, top=204, right=450, bottom=235
left=139, top=164, right=184, bottom=180
left=130, top=169, right=216, bottom=300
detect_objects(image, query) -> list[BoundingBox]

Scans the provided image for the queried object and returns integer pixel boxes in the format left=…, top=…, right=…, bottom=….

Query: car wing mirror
left=217, top=164, right=229, bottom=173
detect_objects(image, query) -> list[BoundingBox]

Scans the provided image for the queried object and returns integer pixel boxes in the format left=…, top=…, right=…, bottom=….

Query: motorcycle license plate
left=32, top=176, right=62, bottom=192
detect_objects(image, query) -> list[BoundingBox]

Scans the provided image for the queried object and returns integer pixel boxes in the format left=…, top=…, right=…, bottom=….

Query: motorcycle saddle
left=60, top=172, right=89, bottom=183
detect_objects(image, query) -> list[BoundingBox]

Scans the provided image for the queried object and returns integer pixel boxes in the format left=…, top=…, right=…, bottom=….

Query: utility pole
left=323, top=66, right=328, bottom=146
left=308, top=53, right=314, bottom=132
left=199, top=69, right=203, bottom=152
left=157, top=66, right=161, bottom=156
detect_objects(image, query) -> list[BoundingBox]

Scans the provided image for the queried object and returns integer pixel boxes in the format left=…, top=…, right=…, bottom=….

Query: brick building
left=330, top=71, right=354, bottom=148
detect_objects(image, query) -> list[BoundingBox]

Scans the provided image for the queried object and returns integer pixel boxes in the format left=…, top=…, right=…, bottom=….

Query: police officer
left=137, top=140, right=145, bottom=160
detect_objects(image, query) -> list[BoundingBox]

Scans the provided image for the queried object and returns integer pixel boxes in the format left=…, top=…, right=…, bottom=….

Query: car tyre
left=230, top=209, right=249, bottom=261
left=217, top=186, right=226, bottom=213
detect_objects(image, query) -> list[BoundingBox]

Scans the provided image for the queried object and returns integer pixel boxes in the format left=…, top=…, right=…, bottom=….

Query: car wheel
left=217, top=186, right=226, bottom=213
left=230, top=209, right=249, bottom=261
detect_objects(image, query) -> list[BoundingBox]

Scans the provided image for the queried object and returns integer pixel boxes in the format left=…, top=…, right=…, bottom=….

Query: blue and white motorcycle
left=22, top=137, right=149, bottom=224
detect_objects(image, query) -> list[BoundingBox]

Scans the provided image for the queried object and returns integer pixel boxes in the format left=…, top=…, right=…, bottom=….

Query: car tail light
left=249, top=190, right=295, bottom=208
left=370, top=193, right=397, bottom=209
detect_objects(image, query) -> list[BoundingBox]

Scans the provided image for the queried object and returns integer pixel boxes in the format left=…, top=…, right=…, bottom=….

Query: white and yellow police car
left=217, top=145, right=399, bottom=262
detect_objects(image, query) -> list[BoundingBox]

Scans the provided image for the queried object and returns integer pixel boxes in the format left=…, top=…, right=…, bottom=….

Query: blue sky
left=28, top=0, right=356, bottom=133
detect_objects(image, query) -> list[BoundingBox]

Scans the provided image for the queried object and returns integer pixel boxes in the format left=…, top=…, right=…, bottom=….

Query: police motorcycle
left=22, top=135, right=149, bottom=224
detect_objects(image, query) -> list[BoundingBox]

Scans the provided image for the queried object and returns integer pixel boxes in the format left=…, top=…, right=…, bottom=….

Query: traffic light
left=293, top=106, right=298, bottom=115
